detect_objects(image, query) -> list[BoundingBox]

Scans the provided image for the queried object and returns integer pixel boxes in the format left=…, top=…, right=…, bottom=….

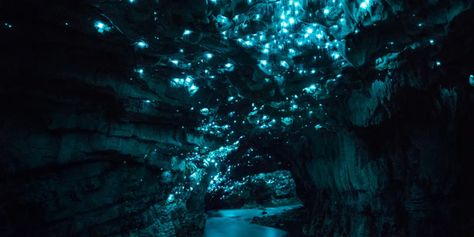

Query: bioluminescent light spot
left=281, top=117, right=293, bottom=126
left=183, top=29, right=192, bottom=36
left=289, top=17, right=295, bottom=25
left=360, top=0, right=370, bottom=9
left=135, top=68, right=144, bottom=75
left=205, top=53, right=213, bottom=60
left=135, top=40, right=148, bottom=48
left=94, top=21, right=111, bottom=33
left=280, top=60, right=289, bottom=68
left=166, top=194, right=174, bottom=203
left=224, top=63, right=234, bottom=71
left=188, top=84, right=199, bottom=95
left=323, top=8, right=330, bottom=15
left=170, top=59, right=179, bottom=65
left=3, top=22, right=13, bottom=28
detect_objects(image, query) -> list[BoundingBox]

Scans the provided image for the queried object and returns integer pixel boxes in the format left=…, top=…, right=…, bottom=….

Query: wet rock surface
left=252, top=206, right=308, bottom=236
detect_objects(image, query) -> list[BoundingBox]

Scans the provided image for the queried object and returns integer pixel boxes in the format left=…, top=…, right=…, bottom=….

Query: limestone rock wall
left=0, top=1, right=212, bottom=236
left=278, top=5, right=474, bottom=236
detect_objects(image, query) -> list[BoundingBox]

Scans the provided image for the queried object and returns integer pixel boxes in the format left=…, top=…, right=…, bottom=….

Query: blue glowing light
left=323, top=8, right=330, bottom=15
left=170, top=75, right=199, bottom=95
left=360, top=0, right=370, bottom=9
left=224, top=63, right=235, bottom=71
left=184, top=77, right=191, bottom=84
left=205, top=53, right=214, bottom=59
left=216, top=15, right=230, bottom=25
left=183, top=29, right=192, bottom=36
left=94, top=21, right=111, bottom=34
left=469, top=75, right=474, bottom=87
left=280, top=60, right=289, bottom=68
left=170, top=59, right=179, bottom=65
left=166, top=194, right=174, bottom=203
left=135, top=40, right=148, bottom=49
left=188, top=84, right=199, bottom=95
left=200, top=108, right=210, bottom=115
left=281, top=117, right=294, bottom=126
left=303, top=84, right=318, bottom=94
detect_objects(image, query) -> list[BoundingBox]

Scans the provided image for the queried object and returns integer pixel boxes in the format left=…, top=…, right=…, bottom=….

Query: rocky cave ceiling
left=33, top=0, right=470, bottom=189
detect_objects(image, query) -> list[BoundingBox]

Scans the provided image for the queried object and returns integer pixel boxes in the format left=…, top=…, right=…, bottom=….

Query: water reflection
left=204, top=205, right=301, bottom=237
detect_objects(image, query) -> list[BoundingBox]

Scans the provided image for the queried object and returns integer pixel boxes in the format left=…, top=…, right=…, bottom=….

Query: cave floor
left=204, top=204, right=302, bottom=237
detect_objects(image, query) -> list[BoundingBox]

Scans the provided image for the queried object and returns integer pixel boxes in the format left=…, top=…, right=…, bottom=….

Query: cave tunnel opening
left=202, top=146, right=304, bottom=237
left=203, top=139, right=302, bottom=209
left=1, top=0, right=474, bottom=236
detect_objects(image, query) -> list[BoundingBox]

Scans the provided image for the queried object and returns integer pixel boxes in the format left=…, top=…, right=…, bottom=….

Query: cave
left=1, top=0, right=474, bottom=236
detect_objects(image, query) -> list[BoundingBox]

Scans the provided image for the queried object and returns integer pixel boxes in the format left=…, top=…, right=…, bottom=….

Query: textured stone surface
left=274, top=6, right=474, bottom=236
left=206, top=170, right=298, bottom=210
left=0, top=2, right=212, bottom=236
left=0, top=0, right=473, bottom=236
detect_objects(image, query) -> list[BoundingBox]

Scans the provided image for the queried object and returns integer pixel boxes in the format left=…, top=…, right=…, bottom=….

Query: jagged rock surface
left=273, top=6, right=474, bottom=236
left=0, top=0, right=473, bottom=236
left=0, top=1, right=212, bottom=236
left=206, top=170, right=298, bottom=210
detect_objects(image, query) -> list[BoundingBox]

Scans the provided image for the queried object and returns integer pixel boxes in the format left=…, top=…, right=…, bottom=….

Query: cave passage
left=204, top=169, right=302, bottom=236
left=204, top=205, right=302, bottom=237
left=1, top=0, right=474, bottom=236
